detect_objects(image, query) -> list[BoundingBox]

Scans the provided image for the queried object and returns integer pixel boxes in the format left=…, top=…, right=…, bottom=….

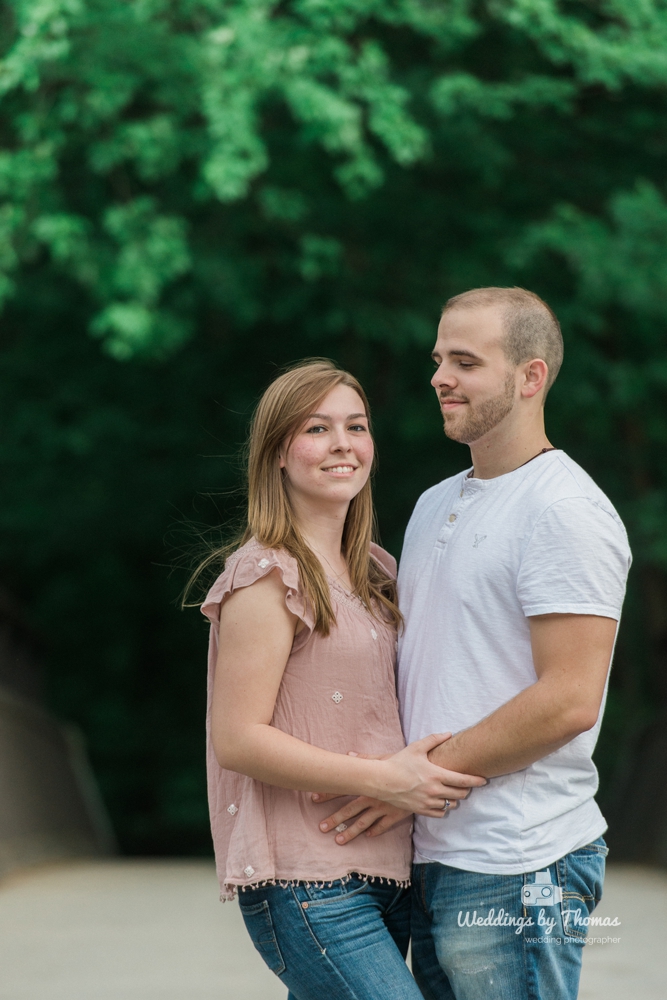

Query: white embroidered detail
left=335, top=823, right=348, bottom=832
left=331, top=691, right=343, bottom=704
left=258, top=558, right=270, bottom=568
left=244, top=865, right=255, bottom=878
left=227, top=804, right=238, bottom=816
left=370, top=628, right=378, bottom=640
left=473, top=534, right=487, bottom=548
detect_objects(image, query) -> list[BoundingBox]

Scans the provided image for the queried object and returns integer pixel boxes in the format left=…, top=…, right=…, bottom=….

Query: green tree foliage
left=2, top=0, right=667, bottom=857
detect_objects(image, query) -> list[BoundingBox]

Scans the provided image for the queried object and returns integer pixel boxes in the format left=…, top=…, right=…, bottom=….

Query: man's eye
left=459, top=362, right=475, bottom=369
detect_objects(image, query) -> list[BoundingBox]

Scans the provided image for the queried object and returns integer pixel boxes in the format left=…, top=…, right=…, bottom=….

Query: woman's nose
left=330, top=430, right=352, bottom=451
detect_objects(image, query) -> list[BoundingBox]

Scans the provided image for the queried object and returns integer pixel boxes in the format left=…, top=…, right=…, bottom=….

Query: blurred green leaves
left=4, top=0, right=667, bottom=358
left=0, top=0, right=438, bottom=356
left=521, top=182, right=667, bottom=317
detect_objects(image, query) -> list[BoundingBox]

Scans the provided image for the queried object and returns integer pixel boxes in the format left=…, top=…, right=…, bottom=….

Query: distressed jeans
left=411, top=837, right=608, bottom=1000
left=238, top=875, right=424, bottom=1000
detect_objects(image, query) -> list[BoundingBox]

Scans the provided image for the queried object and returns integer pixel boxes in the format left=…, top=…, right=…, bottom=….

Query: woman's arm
left=211, top=570, right=481, bottom=815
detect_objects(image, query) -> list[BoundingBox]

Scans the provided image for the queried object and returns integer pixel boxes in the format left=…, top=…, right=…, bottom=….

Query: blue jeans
left=411, top=837, right=608, bottom=1000
left=238, top=876, right=424, bottom=999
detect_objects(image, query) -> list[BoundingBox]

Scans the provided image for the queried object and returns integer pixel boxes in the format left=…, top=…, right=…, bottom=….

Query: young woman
left=196, top=360, right=481, bottom=999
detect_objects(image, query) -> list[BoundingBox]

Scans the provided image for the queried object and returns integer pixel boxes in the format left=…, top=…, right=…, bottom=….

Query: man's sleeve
left=516, top=497, right=632, bottom=619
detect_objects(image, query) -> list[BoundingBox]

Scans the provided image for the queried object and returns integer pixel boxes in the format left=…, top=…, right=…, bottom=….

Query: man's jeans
left=411, top=837, right=608, bottom=1000
left=238, top=875, right=424, bottom=1000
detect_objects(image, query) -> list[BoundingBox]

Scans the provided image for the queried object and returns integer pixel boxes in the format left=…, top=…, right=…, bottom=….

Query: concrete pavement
left=0, top=861, right=283, bottom=1000
left=578, top=864, right=667, bottom=999
left=0, top=860, right=664, bottom=999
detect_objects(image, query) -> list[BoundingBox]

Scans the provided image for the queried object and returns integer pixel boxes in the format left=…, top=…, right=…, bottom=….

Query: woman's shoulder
left=201, top=540, right=303, bottom=623
left=226, top=538, right=299, bottom=576
left=369, top=542, right=397, bottom=579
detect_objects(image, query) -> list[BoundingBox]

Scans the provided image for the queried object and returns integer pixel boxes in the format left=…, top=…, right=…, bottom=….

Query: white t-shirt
left=397, top=450, right=631, bottom=874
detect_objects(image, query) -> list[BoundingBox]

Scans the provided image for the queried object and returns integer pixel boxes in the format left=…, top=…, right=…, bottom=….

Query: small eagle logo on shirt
left=473, top=534, right=487, bottom=548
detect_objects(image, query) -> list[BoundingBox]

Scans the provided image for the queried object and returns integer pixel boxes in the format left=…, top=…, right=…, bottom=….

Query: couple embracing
left=197, top=287, right=631, bottom=1000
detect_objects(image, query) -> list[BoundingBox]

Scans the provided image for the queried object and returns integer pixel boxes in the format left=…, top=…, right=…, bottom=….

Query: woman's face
left=279, top=384, right=374, bottom=510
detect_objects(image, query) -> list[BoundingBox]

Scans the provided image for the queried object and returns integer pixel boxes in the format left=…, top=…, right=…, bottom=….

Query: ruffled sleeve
left=201, top=541, right=315, bottom=652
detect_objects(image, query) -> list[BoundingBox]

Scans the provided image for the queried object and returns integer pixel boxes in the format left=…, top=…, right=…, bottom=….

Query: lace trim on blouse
left=231, top=871, right=410, bottom=900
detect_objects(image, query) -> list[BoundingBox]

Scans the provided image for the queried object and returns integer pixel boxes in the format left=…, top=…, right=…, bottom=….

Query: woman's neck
left=290, top=496, right=351, bottom=584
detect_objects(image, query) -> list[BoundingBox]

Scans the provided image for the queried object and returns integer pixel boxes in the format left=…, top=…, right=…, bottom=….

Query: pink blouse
left=202, top=538, right=412, bottom=900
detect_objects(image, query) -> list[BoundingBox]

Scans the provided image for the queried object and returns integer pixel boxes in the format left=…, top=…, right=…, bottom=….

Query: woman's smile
left=322, top=464, right=357, bottom=476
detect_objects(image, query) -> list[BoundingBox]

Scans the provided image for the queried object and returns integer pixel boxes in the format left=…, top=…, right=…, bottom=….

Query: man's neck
left=468, top=418, right=552, bottom=480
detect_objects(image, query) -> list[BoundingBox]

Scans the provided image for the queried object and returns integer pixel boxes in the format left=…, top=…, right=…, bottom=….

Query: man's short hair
left=442, top=287, right=564, bottom=392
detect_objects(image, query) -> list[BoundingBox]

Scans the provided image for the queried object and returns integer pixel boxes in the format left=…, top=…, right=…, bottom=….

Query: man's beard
left=442, top=372, right=516, bottom=444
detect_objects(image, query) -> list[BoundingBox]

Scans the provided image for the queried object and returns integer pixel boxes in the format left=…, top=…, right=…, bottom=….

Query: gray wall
left=0, top=599, right=114, bottom=880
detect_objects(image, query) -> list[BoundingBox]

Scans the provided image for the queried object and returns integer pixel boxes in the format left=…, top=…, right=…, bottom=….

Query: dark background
left=2, top=1, right=666, bottom=861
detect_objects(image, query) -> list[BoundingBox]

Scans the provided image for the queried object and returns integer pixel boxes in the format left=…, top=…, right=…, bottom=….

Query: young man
left=319, top=287, right=631, bottom=999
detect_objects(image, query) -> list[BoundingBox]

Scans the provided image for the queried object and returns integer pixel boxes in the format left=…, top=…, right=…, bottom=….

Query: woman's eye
left=306, top=425, right=327, bottom=434
left=348, top=424, right=367, bottom=432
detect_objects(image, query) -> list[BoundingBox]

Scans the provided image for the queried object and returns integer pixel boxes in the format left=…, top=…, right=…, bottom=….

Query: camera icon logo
left=522, top=870, right=563, bottom=907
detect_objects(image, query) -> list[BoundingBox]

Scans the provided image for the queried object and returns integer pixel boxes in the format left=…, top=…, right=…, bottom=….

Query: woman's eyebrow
left=307, top=412, right=367, bottom=420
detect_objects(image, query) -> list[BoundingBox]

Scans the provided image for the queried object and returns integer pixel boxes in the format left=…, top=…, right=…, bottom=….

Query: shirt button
left=459, top=489, right=464, bottom=498
left=449, top=513, right=457, bottom=522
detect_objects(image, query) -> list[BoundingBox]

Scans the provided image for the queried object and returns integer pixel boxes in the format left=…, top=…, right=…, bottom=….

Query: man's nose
left=431, top=364, right=457, bottom=389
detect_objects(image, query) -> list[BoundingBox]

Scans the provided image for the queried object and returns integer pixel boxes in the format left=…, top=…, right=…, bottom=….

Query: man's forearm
left=428, top=679, right=594, bottom=777
left=429, top=614, right=615, bottom=777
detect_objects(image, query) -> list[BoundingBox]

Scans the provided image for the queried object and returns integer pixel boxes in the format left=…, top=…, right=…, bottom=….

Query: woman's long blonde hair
left=185, top=359, right=401, bottom=635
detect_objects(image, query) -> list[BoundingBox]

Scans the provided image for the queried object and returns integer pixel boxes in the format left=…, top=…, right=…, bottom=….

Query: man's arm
left=427, top=612, right=617, bottom=775
left=320, top=612, right=616, bottom=844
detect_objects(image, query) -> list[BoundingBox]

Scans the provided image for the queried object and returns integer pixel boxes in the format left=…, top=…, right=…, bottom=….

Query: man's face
left=431, top=306, right=517, bottom=445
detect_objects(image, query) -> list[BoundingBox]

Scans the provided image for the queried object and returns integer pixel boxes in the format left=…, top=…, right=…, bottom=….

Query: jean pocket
left=557, top=839, right=607, bottom=941
left=238, top=899, right=286, bottom=975
left=298, top=876, right=371, bottom=906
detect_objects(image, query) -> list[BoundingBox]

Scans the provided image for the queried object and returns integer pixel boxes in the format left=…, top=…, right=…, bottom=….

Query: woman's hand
left=370, top=733, right=487, bottom=815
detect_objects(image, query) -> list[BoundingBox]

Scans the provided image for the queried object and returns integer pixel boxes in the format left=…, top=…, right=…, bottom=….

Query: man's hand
left=310, top=735, right=483, bottom=841
left=318, top=797, right=414, bottom=844
left=313, top=758, right=480, bottom=844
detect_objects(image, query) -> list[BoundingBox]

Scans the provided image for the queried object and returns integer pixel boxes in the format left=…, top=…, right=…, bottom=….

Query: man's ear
left=521, top=359, right=548, bottom=399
